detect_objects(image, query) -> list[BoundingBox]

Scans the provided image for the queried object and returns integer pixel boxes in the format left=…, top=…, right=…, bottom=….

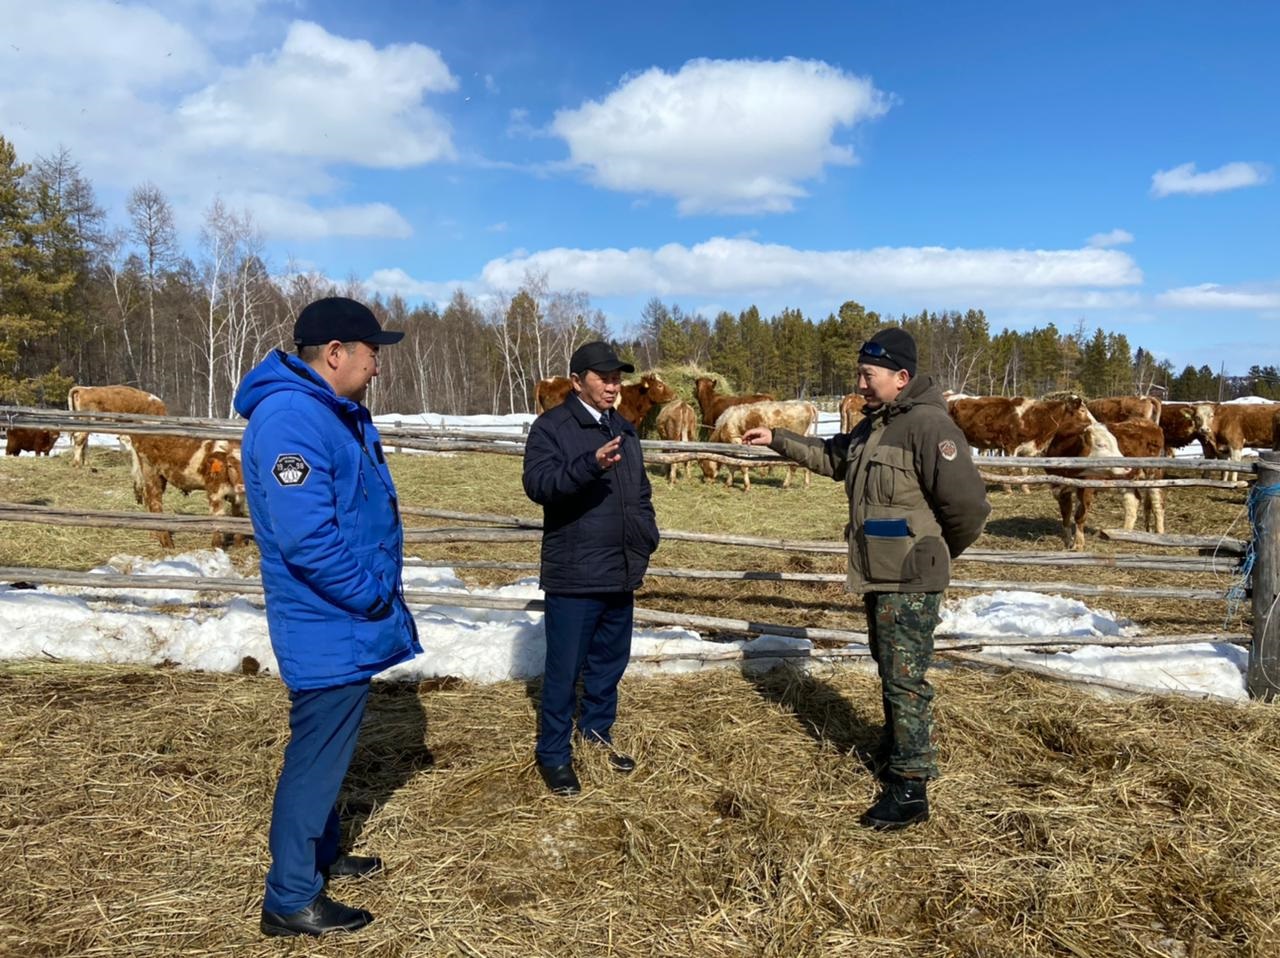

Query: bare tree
left=126, top=184, right=178, bottom=387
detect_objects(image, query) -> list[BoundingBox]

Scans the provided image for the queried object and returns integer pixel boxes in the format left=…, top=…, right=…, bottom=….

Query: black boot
left=859, top=775, right=929, bottom=831
left=260, top=893, right=373, bottom=937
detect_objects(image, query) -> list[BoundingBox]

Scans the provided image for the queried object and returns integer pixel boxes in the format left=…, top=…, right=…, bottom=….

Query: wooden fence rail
left=0, top=566, right=1245, bottom=657
left=0, top=502, right=1243, bottom=577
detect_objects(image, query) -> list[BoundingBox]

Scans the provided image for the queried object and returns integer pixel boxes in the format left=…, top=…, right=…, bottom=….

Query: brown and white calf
left=67, top=385, right=167, bottom=467
left=124, top=434, right=246, bottom=549
left=702, top=400, right=819, bottom=490
left=5, top=427, right=59, bottom=456
left=1045, top=419, right=1165, bottom=550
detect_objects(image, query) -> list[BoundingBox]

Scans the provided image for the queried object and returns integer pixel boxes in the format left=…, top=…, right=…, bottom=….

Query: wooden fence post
left=1248, top=451, right=1280, bottom=701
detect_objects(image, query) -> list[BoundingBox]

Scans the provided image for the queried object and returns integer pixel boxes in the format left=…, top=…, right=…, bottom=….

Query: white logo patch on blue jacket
left=272, top=453, right=311, bottom=486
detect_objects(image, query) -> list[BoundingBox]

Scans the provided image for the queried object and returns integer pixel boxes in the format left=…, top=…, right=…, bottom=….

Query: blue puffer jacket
left=522, top=397, right=660, bottom=594
left=234, top=350, right=421, bottom=691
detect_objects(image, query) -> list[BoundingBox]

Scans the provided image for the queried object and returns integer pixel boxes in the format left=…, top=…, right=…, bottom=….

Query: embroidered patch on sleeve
left=938, top=439, right=958, bottom=461
left=272, top=453, right=311, bottom=486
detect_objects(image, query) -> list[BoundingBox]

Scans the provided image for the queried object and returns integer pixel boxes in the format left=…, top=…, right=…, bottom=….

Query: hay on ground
left=2, top=661, right=1278, bottom=957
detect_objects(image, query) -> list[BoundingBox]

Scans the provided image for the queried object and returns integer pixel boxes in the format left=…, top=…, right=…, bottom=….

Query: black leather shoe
left=260, top=893, right=373, bottom=937
left=859, top=775, right=929, bottom=831
left=537, top=762, right=581, bottom=795
left=324, top=855, right=384, bottom=879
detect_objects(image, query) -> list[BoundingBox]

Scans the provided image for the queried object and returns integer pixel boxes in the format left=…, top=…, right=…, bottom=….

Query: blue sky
left=2, top=0, right=1276, bottom=373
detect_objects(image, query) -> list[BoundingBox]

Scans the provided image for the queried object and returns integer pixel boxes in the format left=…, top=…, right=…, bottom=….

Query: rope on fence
left=1227, top=480, right=1280, bottom=621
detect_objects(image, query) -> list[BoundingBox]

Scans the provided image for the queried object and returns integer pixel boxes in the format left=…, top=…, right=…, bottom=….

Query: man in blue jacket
left=234, top=297, right=421, bottom=937
left=523, top=341, right=660, bottom=795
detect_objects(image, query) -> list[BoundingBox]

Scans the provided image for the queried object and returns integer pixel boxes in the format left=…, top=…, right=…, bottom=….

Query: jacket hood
left=234, top=349, right=362, bottom=420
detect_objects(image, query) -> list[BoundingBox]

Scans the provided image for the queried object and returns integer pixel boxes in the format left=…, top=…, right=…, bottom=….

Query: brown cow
left=616, top=374, right=676, bottom=428
left=533, top=376, right=574, bottom=415
left=654, top=399, right=698, bottom=483
left=1158, top=402, right=1216, bottom=457
left=5, top=427, right=59, bottom=456
left=1046, top=419, right=1165, bottom=550
left=1087, top=395, right=1162, bottom=425
left=68, top=385, right=167, bottom=467
left=702, top=400, right=819, bottom=490
left=125, top=435, right=246, bottom=549
left=949, top=394, right=1095, bottom=492
left=839, top=393, right=867, bottom=433
left=693, top=377, right=774, bottom=437
left=1198, top=402, right=1280, bottom=482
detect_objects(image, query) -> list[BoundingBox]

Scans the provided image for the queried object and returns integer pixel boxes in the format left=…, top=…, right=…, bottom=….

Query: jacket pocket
left=351, top=615, right=409, bottom=670
left=859, top=516, right=918, bottom=582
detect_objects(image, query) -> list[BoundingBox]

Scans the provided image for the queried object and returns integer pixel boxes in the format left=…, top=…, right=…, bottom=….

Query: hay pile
left=3, top=661, right=1278, bottom=956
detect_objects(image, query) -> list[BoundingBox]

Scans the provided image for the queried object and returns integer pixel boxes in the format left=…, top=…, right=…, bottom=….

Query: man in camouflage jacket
left=743, top=327, right=989, bottom=830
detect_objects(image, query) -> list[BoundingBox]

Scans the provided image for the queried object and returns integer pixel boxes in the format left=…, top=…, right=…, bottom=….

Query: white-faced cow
left=1045, top=419, right=1165, bottom=550
left=1197, top=402, right=1280, bottom=482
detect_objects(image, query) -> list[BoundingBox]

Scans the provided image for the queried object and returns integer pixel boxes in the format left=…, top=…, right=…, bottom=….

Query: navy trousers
left=263, top=680, right=371, bottom=914
left=537, top=591, right=634, bottom=767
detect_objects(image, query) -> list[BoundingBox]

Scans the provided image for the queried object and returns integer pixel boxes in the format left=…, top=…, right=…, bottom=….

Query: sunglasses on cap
left=859, top=341, right=893, bottom=361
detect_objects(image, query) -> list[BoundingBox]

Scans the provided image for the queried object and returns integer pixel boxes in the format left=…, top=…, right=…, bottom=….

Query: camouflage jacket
left=769, top=374, right=990, bottom=594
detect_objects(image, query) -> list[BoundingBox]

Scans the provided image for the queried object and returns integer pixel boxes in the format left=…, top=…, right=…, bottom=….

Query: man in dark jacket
left=235, top=297, right=421, bottom=936
left=522, top=341, right=660, bottom=795
left=743, top=327, right=990, bottom=830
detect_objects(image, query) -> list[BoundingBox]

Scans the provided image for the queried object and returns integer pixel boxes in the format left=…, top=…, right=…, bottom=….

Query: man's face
left=857, top=363, right=909, bottom=408
left=334, top=341, right=381, bottom=403
left=572, top=368, right=622, bottom=412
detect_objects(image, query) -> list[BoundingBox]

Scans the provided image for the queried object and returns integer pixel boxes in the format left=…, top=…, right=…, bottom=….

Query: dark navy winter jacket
left=522, top=397, right=660, bottom=594
left=234, top=350, right=421, bottom=691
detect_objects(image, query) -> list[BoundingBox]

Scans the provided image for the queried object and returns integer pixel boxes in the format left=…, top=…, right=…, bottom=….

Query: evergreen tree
left=0, top=135, right=75, bottom=404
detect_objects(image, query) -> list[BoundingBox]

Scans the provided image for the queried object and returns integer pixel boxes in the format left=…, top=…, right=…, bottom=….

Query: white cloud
left=228, top=194, right=413, bottom=240
left=0, top=1, right=211, bottom=91
left=551, top=58, right=889, bottom=214
left=177, top=21, right=458, bottom=167
left=366, top=268, right=478, bottom=302
left=478, top=238, right=1141, bottom=300
left=1087, top=228, right=1134, bottom=248
left=486, top=222, right=509, bottom=233
left=1151, top=161, right=1271, bottom=197
left=1157, top=283, right=1280, bottom=310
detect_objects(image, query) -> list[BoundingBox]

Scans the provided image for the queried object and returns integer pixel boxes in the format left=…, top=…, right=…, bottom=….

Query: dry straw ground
left=1, top=446, right=1277, bottom=956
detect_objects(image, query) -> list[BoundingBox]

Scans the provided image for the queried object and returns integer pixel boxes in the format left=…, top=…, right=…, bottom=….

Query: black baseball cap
left=570, top=341, right=635, bottom=376
left=293, top=297, right=405, bottom=346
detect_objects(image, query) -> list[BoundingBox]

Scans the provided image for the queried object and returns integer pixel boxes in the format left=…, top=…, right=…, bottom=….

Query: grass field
left=0, top=447, right=1275, bottom=956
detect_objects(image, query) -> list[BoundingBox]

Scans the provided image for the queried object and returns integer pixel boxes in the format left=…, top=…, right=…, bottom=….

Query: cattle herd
left=2, top=374, right=1277, bottom=552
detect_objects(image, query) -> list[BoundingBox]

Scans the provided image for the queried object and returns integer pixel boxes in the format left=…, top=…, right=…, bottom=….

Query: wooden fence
left=0, top=406, right=1276, bottom=700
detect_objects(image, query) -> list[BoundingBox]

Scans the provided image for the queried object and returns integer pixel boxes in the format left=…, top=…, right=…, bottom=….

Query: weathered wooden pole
left=1248, top=451, right=1280, bottom=701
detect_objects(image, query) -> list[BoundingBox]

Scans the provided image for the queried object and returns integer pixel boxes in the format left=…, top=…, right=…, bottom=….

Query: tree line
left=1, top=134, right=1270, bottom=420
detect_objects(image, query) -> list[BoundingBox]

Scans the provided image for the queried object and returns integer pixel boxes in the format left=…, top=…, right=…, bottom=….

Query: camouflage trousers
left=865, top=591, right=943, bottom=780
